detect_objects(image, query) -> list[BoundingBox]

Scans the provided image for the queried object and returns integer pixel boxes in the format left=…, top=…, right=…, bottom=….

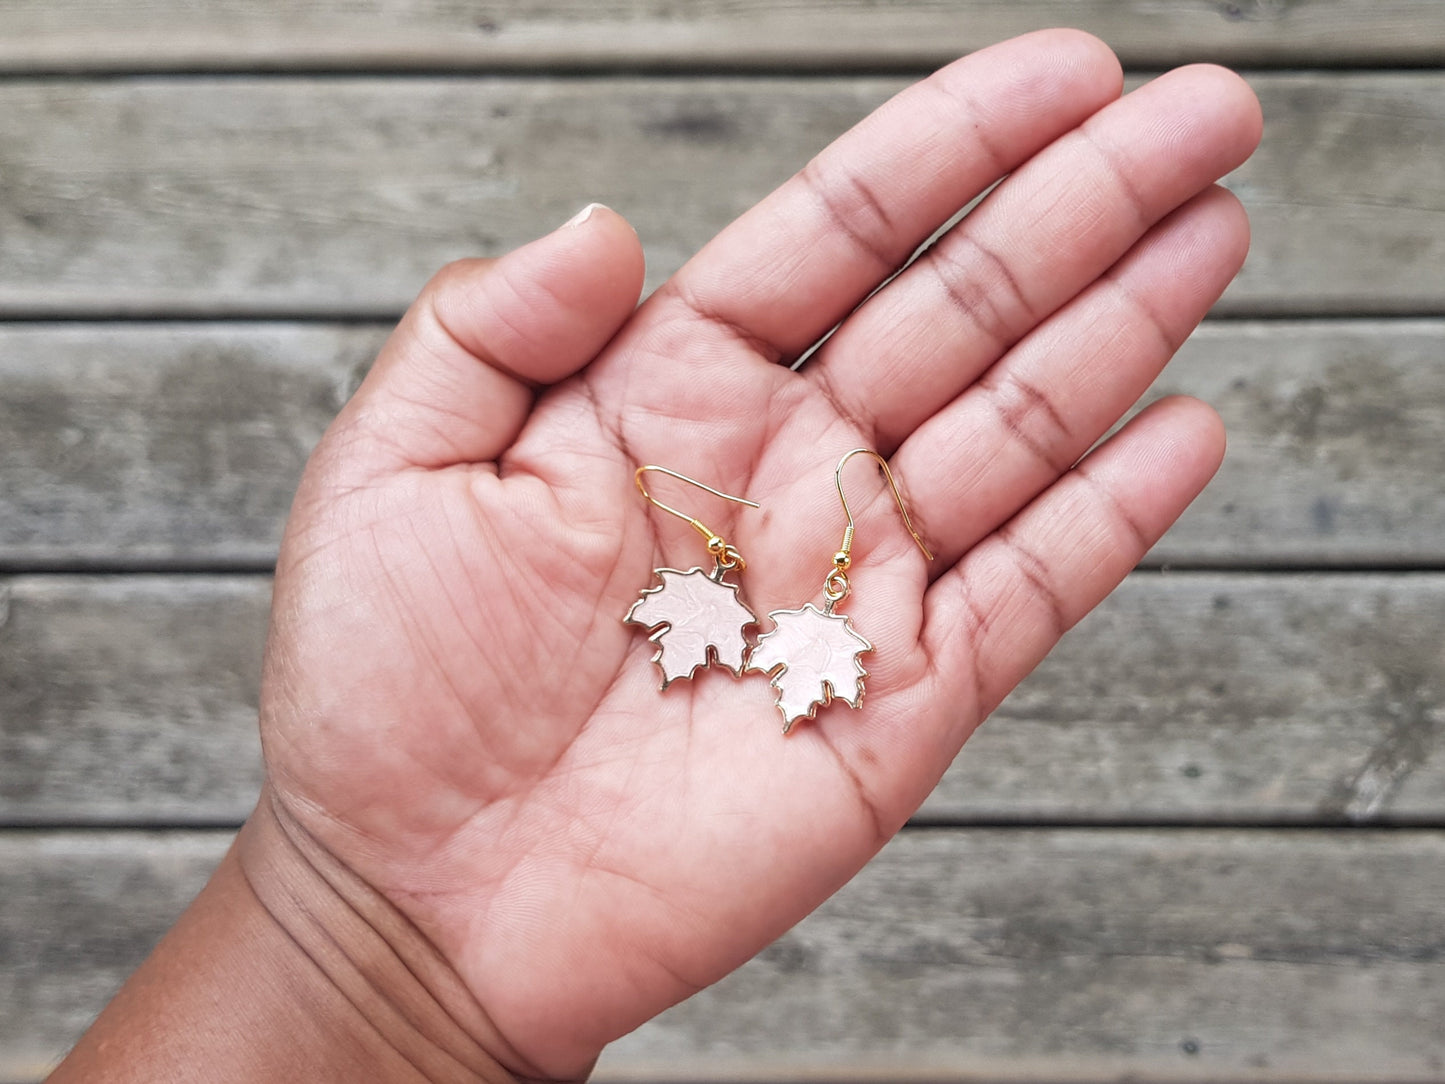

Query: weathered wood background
left=3, top=3, right=1444, bottom=1082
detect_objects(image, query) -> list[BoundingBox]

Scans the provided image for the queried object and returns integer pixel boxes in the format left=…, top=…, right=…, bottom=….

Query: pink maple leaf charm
left=625, top=567, right=758, bottom=689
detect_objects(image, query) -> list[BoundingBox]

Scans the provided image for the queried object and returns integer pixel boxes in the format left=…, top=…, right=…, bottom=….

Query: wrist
left=50, top=785, right=535, bottom=1084
left=233, top=786, right=534, bottom=1084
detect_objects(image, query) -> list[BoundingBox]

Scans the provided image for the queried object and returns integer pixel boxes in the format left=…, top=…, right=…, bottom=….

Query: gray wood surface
left=6, top=572, right=1443, bottom=826
left=0, top=75, right=1441, bottom=315
left=0, top=324, right=365, bottom=568
left=1, top=0, right=1440, bottom=71
left=1149, top=320, right=1445, bottom=565
left=0, top=577, right=268, bottom=825
left=606, top=829, right=1445, bottom=1080
left=4, top=320, right=1442, bottom=568
left=7, top=828, right=1445, bottom=1082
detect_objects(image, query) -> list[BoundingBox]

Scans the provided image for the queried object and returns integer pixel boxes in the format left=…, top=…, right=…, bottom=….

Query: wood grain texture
left=6, top=828, right=1445, bottom=1081
left=4, top=321, right=1442, bottom=567
left=0, top=0, right=1441, bottom=71
left=953, top=571, right=1445, bottom=825
left=1146, top=320, right=1445, bottom=565
left=5, top=572, right=1443, bottom=826
left=0, top=577, right=268, bottom=825
left=0, top=324, right=367, bottom=567
left=0, top=75, right=1440, bottom=315
left=604, top=829, right=1445, bottom=1081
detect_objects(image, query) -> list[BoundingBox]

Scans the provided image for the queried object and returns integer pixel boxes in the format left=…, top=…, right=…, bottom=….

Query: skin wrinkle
left=735, top=380, right=798, bottom=509
left=554, top=773, right=623, bottom=935
left=603, top=300, right=791, bottom=552
left=831, top=451, right=940, bottom=573
left=586, top=862, right=709, bottom=999
left=997, top=367, right=1073, bottom=446
left=358, top=524, right=525, bottom=807
left=995, top=519, right=1070, bottom=641
left=949, top=230, right=1045, bottom=343
left=488, top=516, right=580, bottom=650
left=797, top=60, right=1134, bottom=423
left=295, top=911, right=451, bottom=1082
left=460, top=743, right=706, bottom=1061
left=348, top=405, right=449, bottom=480
left=489, top=251, right=585, bottom=367
left=234, top=850, right=426, bottom=1075
left=1075, top=119, right=1156, bottom=232
left=922, top=71, right=1014, bottom=179
left=372, top=546, right=496, bottom=785
left=975, top=364, right=1080, bottom=476
left=576, top=777, right=717, bottom=948
left=814, top=148, right=901, bottom=235
left=614, top=418, right=762, bottom=563
left=252, top=798, right=521, bottom=1082
left=382, top=387, right=489, bottom=465
left=425, top=262, right=544, bottom=389
left=922, top=236, right=1014, bottom=358
left=498, top=405, right=629, bottom=529
left=577, top=366, right=633, bottom=463
left=958, top=554, right=1037, bottom=715
left=881, top=217, right=1234, bottom=581
left=1072, top=460, right=1153, bottom=553
left=655, top=278, right=786, bottom=366
left=1103, top=261, right=1189, bottom=355
left=879, top=196, right=1247, bottom=583
left=950, top=577, right=992, bottom=713
left=809, top=358, right=883, bottom=451
left=472, top=625, right=598, bottom=799
left=454, top=799, right=548, bottom=972
left=813, top=720, right=892, bottom=848
left=441, top=532, right=582, bottom=772
left=802, top=87, right=1223, bottom=460
left=409, top=516, right=491, bottom=677
left=796, top=155, right=906, bottom=278
left=623, top=392, right=752, bottom=435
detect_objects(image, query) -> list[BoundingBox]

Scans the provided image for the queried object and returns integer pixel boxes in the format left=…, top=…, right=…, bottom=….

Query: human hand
left=254, top=29, right=1261, bottom=1081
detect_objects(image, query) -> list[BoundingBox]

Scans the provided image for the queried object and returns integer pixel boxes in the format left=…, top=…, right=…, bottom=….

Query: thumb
left=334, top=203, right=645, bottom=474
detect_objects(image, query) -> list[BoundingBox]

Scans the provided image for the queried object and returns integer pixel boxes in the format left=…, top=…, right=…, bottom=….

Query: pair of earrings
left=624, top=449, right=933, bottom=734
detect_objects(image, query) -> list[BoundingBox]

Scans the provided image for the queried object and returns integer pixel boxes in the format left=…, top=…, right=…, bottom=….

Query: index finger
left=649, top=29, right=1124, bottom=364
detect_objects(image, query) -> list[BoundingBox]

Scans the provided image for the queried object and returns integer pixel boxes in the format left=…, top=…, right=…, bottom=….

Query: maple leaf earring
left=624, top=465, right=761, bottom=689
left=747, top=448, right=933, bottom=734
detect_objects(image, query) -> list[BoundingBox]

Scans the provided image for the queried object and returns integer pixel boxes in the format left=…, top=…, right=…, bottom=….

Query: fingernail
left=564, top=202, right=609, bottom=228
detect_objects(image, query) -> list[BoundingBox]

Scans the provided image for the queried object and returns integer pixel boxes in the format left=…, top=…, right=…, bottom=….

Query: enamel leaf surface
left=625, top=567, right=757, bottom=688
left=747, top=603, right=873, bottom=731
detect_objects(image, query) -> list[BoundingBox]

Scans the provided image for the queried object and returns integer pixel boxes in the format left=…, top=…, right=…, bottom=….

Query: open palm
left=256, top=30, right=1262, bottom=1081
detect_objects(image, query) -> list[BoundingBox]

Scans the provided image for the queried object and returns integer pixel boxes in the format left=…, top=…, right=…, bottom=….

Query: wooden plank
left=0, top=577, right=268, bottom=825
left=1147, top=320, right=1445, bottom=565
left=0, top=324, right=370, bottom=567
left=0, top=75, right=1439, bottom=315
left=603, top=830, right=1445, bottom=1081
left=0, top=1, right=1441, bottom=71
left=950, top=571, right=1445, bottom=825
left=7, top=829, right=1445, bottom=1081
left=5, top=572, right=1444, bottom=826
left=3, top=320, right=1443, bottom=567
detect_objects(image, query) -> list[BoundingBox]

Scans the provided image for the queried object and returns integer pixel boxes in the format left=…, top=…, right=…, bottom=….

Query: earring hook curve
left=833, top=448, right=935, bottom=564
left=634, top=465, right=759, bottom=558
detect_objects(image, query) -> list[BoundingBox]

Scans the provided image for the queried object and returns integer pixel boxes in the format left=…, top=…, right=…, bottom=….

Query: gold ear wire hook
left=635, top=465, right=759, bottom=567
left=832, top=448, right=935, bottom=570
